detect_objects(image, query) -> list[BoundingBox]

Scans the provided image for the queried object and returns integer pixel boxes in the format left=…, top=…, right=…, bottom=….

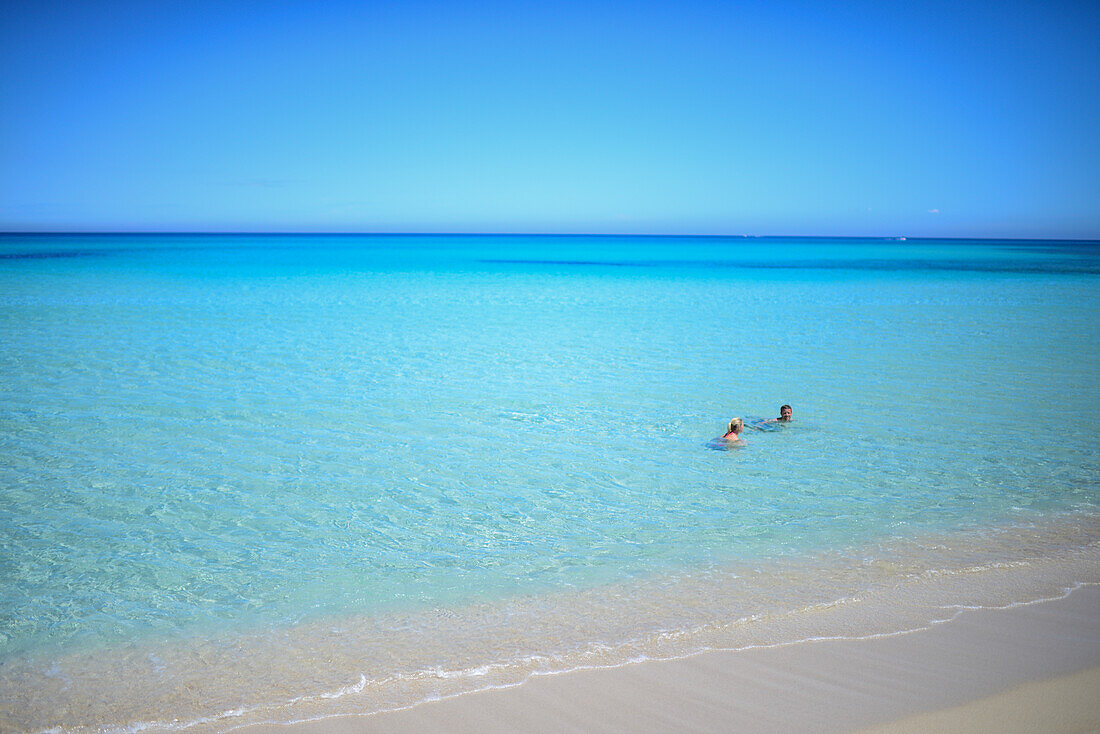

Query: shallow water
left=1, top=234, right=1098, bottom=731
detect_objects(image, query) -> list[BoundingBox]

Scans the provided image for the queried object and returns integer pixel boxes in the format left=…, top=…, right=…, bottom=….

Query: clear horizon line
left=2, top=231, right=1099, bottom=243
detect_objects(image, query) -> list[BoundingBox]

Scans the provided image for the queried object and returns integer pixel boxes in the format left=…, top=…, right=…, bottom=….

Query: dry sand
left=853, top=667, right=1100, bottom=734
left=239, top=584, right=1100, bottom=734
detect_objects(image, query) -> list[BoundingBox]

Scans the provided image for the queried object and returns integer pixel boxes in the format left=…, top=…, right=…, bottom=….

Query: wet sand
left=238, top=583, right=1100, bottom=734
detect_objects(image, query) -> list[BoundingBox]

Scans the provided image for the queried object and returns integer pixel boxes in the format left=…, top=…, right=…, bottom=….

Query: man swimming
left=766, top=405, right=792, bottom=423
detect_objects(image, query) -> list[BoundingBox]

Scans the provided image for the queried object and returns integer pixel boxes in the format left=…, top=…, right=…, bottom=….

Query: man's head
left=779, top=405, right=792, bottom=421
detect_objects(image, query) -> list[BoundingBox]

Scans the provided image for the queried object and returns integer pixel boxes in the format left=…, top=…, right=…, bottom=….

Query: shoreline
left=4, top=518, right=1097, bottom=732
left=239, top=583, right=1100, bottom=734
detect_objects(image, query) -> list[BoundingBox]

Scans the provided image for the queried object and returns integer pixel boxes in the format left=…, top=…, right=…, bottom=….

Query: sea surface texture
left=1, top=234, right=1098, bottom=731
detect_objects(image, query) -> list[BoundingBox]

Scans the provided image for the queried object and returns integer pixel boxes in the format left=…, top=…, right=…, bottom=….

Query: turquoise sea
left=1, top=234, right=1098, bottom=731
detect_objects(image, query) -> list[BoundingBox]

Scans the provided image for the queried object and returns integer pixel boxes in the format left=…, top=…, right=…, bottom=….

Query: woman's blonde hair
left=727, top=417, right=744, bottom=434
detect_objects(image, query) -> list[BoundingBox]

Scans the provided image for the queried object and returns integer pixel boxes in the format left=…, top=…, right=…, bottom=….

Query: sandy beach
left=238, top=583, right=1100, bottom=734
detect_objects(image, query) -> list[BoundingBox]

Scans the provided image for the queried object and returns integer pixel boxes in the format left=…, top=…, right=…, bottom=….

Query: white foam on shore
left=215, top=582, right=1100, bottom=734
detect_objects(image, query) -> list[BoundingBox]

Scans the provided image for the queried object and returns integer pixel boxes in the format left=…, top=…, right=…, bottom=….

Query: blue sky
left=2, top=0, right=1098, bottom=237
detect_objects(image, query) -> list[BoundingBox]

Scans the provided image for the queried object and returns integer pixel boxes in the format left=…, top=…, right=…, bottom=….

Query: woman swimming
left=722, top=417, right=745, bottom=443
